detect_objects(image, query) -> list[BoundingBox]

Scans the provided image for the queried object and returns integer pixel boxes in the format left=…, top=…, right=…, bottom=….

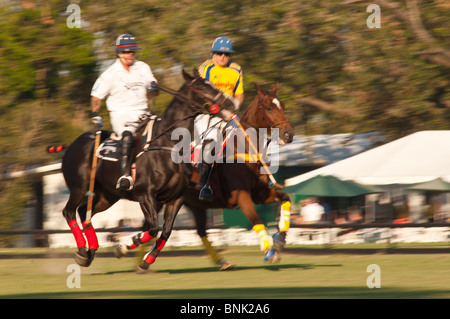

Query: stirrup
left=199, top=184, right=214, bottom=201
left=116, top=175, right=134, bottom=191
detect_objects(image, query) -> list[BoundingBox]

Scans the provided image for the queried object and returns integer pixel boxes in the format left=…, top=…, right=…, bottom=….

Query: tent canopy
left=285, top=131, right=450, bottom=186
left=283, top=175, right=379, bottom=197
left=407, top=178, right=450, bottom=192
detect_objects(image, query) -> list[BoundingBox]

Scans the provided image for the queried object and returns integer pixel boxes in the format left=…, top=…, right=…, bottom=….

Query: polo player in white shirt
left=90, top=34, right=158, bottom=191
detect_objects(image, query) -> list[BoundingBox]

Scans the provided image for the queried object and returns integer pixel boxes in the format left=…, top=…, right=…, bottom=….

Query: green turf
left=0, top=244, right=449, bottom=299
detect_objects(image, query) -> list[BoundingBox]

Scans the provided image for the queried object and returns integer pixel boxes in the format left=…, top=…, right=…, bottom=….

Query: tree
left=0, top=0, right=448, bottom=241
left=0, top=2, right=96, bottom=238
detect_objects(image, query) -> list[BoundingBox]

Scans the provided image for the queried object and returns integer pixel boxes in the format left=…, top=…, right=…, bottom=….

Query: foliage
left=0, top=0, right=449, bottom=235
left=79, top=0, right=449, bottom=136
left=0, top=2, right=96, bottom=234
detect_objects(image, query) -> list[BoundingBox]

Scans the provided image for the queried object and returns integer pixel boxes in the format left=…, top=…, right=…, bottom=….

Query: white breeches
left=194, top=114, right=228, bottom=142
left=109, top=110, right=148, bottom=138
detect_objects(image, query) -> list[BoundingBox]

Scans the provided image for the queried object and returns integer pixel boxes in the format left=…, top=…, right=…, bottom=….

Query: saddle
left=96, top=115, right=159, bottom=163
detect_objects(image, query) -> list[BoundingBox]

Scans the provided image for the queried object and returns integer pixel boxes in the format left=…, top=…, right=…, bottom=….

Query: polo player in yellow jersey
left=198, top=37, right=244, bottom=104
left=195, top=37, right=244, bottom=200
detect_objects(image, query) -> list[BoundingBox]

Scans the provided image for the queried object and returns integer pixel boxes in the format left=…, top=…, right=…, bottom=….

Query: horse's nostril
left=284, top=131, right=293, bottom=142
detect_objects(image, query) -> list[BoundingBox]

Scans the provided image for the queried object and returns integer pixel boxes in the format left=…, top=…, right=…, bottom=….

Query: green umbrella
left=283, top=175, right=378, bottom=197
left=407, top=178, right=450, bottom=192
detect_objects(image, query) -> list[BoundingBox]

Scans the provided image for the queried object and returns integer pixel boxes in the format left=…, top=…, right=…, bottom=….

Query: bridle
left=257, top=95, right=290, bottom=129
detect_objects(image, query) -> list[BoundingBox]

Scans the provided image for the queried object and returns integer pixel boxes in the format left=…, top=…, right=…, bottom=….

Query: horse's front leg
left=263, top=189, right=291, bottom=252
left=137, top=197, right=184, bottom=273
left=114, top=195, right=162, bottom=261
left=233, top=190, right=278, bottom=263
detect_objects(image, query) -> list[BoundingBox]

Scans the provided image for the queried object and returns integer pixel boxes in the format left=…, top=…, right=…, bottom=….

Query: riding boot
left=116, top=131, right=134, bottom=191
left=198, top=162, right=214, bottom=201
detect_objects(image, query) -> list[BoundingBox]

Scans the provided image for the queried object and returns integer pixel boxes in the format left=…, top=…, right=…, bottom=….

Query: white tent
left=275, top=132, right=384, bottom=166
left=285, top=131, right=450, bottom=186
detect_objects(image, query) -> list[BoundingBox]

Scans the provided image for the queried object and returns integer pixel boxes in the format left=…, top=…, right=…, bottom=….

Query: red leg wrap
left=144, top=238, right=167, bottom=265
left=82, top=221, right=99, bottom=250
left=128, top=231, right=154, bottom=250
left=68, top=219, right=86, bottom=249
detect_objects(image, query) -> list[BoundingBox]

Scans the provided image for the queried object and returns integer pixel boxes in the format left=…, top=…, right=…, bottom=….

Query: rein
left=156, top=79, right=229, bottom=113
left=139, top=77, right=231, bottom=151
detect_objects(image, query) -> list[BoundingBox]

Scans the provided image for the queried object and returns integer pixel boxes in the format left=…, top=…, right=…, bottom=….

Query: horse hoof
left=114, top=244, right=128, bottom=259
left=263, top=249, right=280, bottom=263
left=272, top=232, right=287, bottom=251
left=74, top=251, right=92, bottom=267
left=217, top=260, right=236, bottom=271
left=135, top=262, right=150, bottom=274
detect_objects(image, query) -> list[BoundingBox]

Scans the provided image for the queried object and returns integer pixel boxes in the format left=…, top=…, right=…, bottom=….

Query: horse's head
left=182, top=68, right=239, bottom=119
left=244, top=84, right=294, bottom=145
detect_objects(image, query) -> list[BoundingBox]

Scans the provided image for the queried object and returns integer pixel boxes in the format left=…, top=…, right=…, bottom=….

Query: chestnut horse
left=183, top=84, right=294, bottom=269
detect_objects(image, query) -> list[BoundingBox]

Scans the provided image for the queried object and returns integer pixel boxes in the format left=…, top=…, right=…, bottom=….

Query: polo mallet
left=86, top=127, right=102, bottom=223
left=230, top=114, right=283, bottom=190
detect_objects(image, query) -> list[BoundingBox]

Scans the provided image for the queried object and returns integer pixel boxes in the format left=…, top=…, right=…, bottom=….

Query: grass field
left=0, top=244, right=449, bottom=299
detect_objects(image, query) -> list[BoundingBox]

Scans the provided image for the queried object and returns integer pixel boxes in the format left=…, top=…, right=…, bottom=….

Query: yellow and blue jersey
left=198, top=59, right=244, bottom=97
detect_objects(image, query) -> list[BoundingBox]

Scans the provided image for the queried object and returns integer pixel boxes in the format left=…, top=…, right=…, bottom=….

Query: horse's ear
left=255, top=83, right=265, bottom=96
left=271, top=83, right=279, bottom=95
left=193, top=67, right=200, bottom=78
left=182, top=68, right=193, bottom=81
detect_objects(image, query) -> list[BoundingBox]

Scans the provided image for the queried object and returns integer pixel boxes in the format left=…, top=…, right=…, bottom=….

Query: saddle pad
left=96, top=137, right=119, bottom=162
left=96, top=115, right=158, bottom=162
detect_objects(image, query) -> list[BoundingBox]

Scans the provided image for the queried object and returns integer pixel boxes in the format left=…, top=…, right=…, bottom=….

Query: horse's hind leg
left=62, top=192, right=89, bottom=265
left=76, top=193, right=118, bottom=266
left=190, top=205, right=234, bottom=270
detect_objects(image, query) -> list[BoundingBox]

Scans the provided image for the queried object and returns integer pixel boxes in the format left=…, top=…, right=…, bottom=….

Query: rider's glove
left=91, top=111, right=103, bottom=128
left=150, top=81, right=158, bottom=91
left=150, top=81, right=159, bottom=96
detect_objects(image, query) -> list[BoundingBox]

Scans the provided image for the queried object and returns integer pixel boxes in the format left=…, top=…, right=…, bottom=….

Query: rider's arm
left=234, top=93, right=244, bottom=106
left=91, top=96, right=102, bottom=114
left=90, top=96, right=103, bottom=127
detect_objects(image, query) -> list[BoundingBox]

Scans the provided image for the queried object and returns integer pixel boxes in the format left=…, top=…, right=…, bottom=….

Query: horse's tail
left=47, top=144, right=68, bottom=154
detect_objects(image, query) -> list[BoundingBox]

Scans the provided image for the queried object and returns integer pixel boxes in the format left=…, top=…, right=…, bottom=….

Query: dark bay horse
left=183, top=84, right=294, bottom=268
left=61, top=69, right=238, bottom=269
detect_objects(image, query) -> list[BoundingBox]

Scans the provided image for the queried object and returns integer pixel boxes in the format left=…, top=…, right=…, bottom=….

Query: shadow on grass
left=1, top=286, right=448, bottom=299
left=157, top=263, right=342, bottom=274
left=92, top=263, right=341, bottom=275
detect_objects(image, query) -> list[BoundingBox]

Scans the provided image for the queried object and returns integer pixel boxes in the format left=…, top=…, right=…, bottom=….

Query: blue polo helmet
left=211, top=37, right=234, bottom=54
left=115, top=34, right=141, bottom=52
